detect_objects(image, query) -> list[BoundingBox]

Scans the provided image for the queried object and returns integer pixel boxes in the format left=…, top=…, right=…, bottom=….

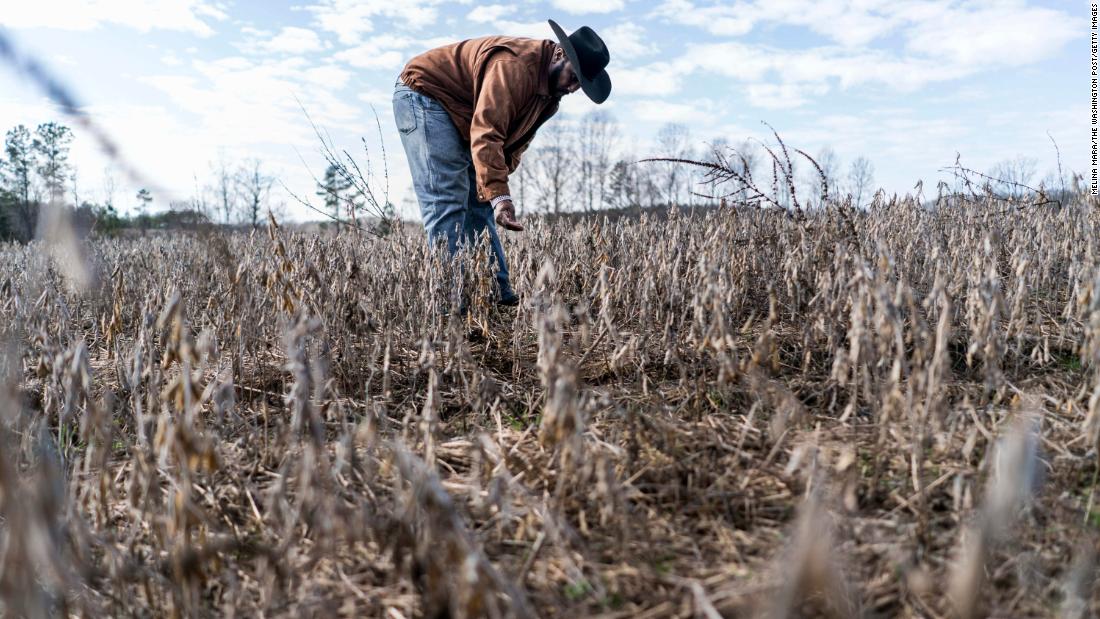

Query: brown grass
left=0, top=192, right=1098, bottom=617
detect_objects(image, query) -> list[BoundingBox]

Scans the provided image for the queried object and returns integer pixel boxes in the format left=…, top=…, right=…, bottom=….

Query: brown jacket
left=400, top=36, right=560, bottom=202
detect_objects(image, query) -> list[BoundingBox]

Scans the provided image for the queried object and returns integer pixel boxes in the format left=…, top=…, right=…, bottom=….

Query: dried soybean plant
left=639, top=123, right=829, bottom=220
left=0, top=172, right=1097, bottom=617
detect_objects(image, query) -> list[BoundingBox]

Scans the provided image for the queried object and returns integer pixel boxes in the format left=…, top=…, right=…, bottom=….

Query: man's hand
left=494, top=199, right=524, bottom=232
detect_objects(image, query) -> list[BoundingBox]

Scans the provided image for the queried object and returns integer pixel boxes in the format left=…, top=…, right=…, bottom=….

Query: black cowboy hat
left=547, top=19, right=611, bottom=104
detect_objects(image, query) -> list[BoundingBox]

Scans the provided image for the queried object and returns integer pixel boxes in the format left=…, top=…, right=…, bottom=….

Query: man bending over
left=393, top=19, right=611, bottom=306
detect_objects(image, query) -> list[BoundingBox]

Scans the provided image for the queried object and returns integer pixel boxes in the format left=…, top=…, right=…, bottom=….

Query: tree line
left=0, top=122, right=287, bottom=243
left=512, top=112, right=882, bottom=216
left=0, top=122, right=80, bottom=241
left=512, top=112, right=1082, bottom=216
left=2, top=116, right=1068, bottom=244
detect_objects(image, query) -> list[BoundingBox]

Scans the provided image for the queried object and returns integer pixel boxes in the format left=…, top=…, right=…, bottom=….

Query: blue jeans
left=392, top=80, right=515, bottom=301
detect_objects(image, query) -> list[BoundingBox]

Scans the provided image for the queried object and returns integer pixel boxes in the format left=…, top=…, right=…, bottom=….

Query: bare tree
left=236, top=158, right=275, bottom=229
left=102, top=165, right=117, bottom=212
left=704, top=137, right=730, bottom=162
left=576, top=111, right=619, bottom=212
left=211, top=155, right=237, bottom=224
left=191, top=172, right=213, bottom=221
left=607, top=140, right=659, bottom=213
left=513, top=158, right=530, bottom=217
left=988, top=155, right=1038, bottom=199
left=700, top=137, right=730, bottom=206
left=653, top=123, right=692, bottom=208
left=847, top=156, right=875, bottom=209
left=607, top=160, right=639, bottom=211
left=526, top=120, right=575, bottom=214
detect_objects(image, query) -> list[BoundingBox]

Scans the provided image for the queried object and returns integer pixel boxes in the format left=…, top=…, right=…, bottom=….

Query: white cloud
left=672, top=33, right=1068, bottom=110
left=632, top=99, right=713, bottom=124
left=469, top=9, right=556, bottom=40
left=551, top=0, right=625, bottom=14
left=339, top=50, right=406, bottom=70
left=403, top=36, right=462, bottom=54
left=652, top=0, right=754, bottom=37
left=332, top=34, right=414, bottom=70
left=613, top=62, right=681, bottom=96
left=905, top=4, right=1081, bottom=66
left=302, top=0, right=441, bottom=45
left=302, top=65, right=352, bottom=89
left=0, top=100, right=68, bottom=132
left=745, top=82, right=826, bottom=109
left=74, top=103, right=222, bottom=208
left=140, top=55, right=371, bottom=149
left=50, top=54, right=78, bottom=67
left=601, top=22, right=656, bottom=61
left=654, top=0, right=898, bottom=43
left=467, top=5, right=516, bottom=24
left=358, top=89, right=394, bottom=107
left=1, top=0, right=225, bottom=36
left=787, top=110, right=977, bottom=190
left=131, top=54, right=397, bottom=219
left=679, top=42, right=770, bottom=82
left=193, top=4, right=229, bottom=21
left=556, top=90, right=613, bottom=116
left=490, top=20, right=554, bottom=40
left=654, top=0, right=1081, bottom=57
left=740, top=0, right=900, bottom=48
left=240, top=26, right=271, bottom=38
left=254, top=27, right=325, bottom=55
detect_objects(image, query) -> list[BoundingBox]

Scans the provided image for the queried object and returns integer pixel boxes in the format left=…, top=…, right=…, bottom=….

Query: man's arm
left=469, top=56, right=533, bottom=215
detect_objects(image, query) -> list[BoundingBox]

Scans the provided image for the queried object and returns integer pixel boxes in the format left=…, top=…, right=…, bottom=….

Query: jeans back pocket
left=393, top=92, right=417, bottom=135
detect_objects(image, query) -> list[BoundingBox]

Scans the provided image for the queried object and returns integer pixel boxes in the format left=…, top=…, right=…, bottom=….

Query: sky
left=0, top=0, right=1088, bottom=220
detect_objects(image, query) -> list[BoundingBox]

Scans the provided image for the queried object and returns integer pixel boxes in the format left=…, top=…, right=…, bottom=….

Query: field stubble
left=1, top=195, right=1099, bottom=617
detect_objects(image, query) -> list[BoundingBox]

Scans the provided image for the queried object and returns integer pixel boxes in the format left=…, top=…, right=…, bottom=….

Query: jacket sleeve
left=470, top=57, right=533, bottom=202
left=506, top=141, right=531, bottom=174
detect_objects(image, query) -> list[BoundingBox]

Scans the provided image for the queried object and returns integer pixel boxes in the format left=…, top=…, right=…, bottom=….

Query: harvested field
left=1, top=194, right=1099, bottom=617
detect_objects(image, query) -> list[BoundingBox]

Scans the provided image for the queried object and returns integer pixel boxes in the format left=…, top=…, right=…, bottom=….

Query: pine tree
left=4, top=125, right=38, bottom=240
left=33, top=122, right=73, bottom=205
left=0, top=149, right=9, bottom=240
left=316, top=164, right=352, bottom=221
left=136, top=188, right=153, bottom=216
